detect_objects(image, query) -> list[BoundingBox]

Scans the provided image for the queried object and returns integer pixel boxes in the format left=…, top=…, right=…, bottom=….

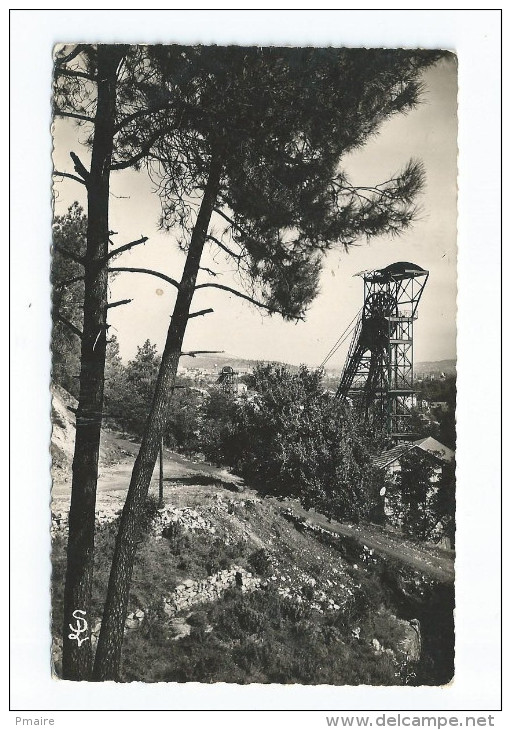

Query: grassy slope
left=52, top=485, right=422, bottom=684
left=51, top=393, right=449, bottom=685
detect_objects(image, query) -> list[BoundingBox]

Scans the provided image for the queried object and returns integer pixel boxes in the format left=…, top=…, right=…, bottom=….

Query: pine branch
left=54, top=44, right=86, bottom=67
left=54, top=109, right=95, bottom=124
left=53, top=275, right=85, bottom=290
left=206, top=235, right=243, bottom=260
left=70, top=152, right=90, bottom=181
left=106, top=236, right=148, bottom=261
left=194, top=282, right=304, bottom=321
left=55, top=313, right=83, bottom=339
left=113, top=105, right=168, bottom=134
left=212, top=207, right=239, bottom=229
left=199, top=266, right=219, bottom=277
left=109, top=267, right=180, bottom=290
left=55, top=68, right=96, bottom=82
left=53, top=170, right=87, bottom=187
left=110, top=131, right=162, bottom=171
left=180, top=350, right=224, bottom=358
left=188, top=308, right=214, bottom=319
left=107, top=299, right=133, bottom=309
left=54, top=245, right=84, bottom=266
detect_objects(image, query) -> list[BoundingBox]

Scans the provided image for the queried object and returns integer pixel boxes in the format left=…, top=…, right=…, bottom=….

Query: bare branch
left=107, top=299, right=133, bottom=309
left=54, top=109, right=95, bottom=124
left=54, top=244, right=84, bottom=266
left=206, top=234, right=243, bottom=261
left=195, top=282, right=304, bottom=321
left=53, top=170, right=87, bottom=187
left=188, top=308, right=214, bottom=319
left=54, top=44, right=86, bottom=67
left=106, top=236, right=148, bottom=261
left=70, top=152, right=90, bottom=181
left=110, top=131, right=162, bottom=171
left=113, top=97, right=196, bottom=135
left=113, top=105, right=168, bottom=134
left=53, top=275, right=85, bottom=290
left=212, top=207, right=237, bottom=228
left=55, top=68, right=96, bottom=82
left=199, top=266, right=219, bottom=277
left=55, top=313, right=83, bottom=339
left=180, top=350, right=224, bottom=358
left=109, top=267, right=180, bottom=290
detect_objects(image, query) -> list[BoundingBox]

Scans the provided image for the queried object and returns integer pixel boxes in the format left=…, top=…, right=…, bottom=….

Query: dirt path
left=51, top=435, right=244, bottom=513
left=288, top=504, right=455, bottom=584
left=52, top=434, right=454, bottom=584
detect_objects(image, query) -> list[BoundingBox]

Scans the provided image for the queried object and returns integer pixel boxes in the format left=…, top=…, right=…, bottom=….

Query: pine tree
left=93, top=46, right=443, bottom=679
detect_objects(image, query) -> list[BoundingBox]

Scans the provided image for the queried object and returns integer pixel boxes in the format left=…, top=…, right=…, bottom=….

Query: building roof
left=373, top=436, right=454, bottom=470
left=413, top=436, right=454, bottom=463
left=358, top=262, right=428, bottom=284
left=373, top=443, right=412, bottom=470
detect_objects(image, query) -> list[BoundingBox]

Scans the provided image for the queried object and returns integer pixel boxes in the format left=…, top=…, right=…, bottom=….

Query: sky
left=53, top=53, right=458, bottom=369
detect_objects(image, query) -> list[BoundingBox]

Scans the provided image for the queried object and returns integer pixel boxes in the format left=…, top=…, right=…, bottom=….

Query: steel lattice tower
left=336, top=262, right=428, bottom=442
left=217, top=365, right=238, bottom=394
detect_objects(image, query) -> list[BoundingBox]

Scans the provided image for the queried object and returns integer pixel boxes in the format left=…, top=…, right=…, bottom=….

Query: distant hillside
left=415, top=360, right=456, bottom=376
left=178, top=353, right=295, bottom=374
left=178, top=354, right=457, bottom=379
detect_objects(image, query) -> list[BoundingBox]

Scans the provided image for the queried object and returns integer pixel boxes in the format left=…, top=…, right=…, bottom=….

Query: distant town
left=177, top=353, right=456, bottom=389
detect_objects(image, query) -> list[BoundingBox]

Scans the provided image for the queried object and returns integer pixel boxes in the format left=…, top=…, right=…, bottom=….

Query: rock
left=168, top=617, right=191, bottom=641
left=91, top=620, right=102, bottom=638
left=377, top=611, right=422, bottom=662
left=398, top=619, right=421, bottom=661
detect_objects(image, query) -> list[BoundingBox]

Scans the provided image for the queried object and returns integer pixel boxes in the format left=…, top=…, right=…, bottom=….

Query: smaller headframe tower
left=336, top=262, right=428, bottom=441
left=217, top=365, right=238, bottom=395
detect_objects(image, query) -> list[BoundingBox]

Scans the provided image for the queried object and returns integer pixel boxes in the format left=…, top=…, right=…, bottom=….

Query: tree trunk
left=62, top=46, right=126, bottom=681
left=158, top=435, right=164, bottom=508
left=93, top=151, right=223, bottom=681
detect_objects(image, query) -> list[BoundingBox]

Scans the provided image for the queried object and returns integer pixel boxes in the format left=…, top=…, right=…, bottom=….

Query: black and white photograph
left=50, top=41, right=457, bottom=686
left=9, top=7, right=502, bottom=718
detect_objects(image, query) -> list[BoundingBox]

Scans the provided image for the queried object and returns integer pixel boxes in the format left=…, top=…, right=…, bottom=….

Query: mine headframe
left=336, top=261, right=428, bottom=442
left=217, top=365, right=238, bottom=394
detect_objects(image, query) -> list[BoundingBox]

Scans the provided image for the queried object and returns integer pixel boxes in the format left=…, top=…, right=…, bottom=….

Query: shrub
left=187, top=611, right=209, bottom=628
left=248, top=548, right=273, bottom=576
left=162, top=521, right=189, bottom=554
left=117, top=577, right=404, bottom=685
left=212, top=364, right=383, bottom=523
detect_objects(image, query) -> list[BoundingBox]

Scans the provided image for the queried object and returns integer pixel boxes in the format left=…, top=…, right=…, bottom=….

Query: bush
left=211, top=364, right=383, bottom=523
left=114, top=565, right=406, bottom=685
left=248, top=548, right=273, bottom=576
left=162, top=521, right=189, bottom=554
left=187, top=611, right=209, bottom=628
